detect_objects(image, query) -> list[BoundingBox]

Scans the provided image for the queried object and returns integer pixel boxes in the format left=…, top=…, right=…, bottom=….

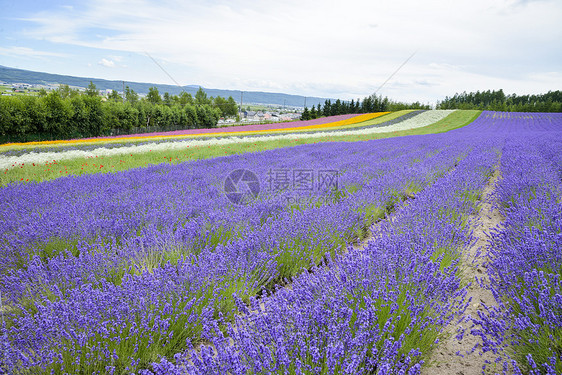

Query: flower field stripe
left=1, top=132, right=478, bottom=373
left=0, top=111, right=411, bottom=161
left=146, top=129, right=501, bottom=374
left=462, top=114, right=562, bottom=373
left=259, top=112, right=388, bottom=132
left=4, top=110, right=557, bottom=374
left=329, top=109, right=455, bottom=135
left=119, top=112, right=387, bottom=139
left=0, top=113, right=382, bottom=150
left=421, top=165, right=504, bottom=373
left=102, top=113, right=379, bottom=139
left=179, top=112, right=389, bottom=138
left=145, top=112, right=562, bottom=374
left=0, top=111, right=443, bottom=171
left=284, top=109, right=421, bottom=136
left=0, top=111, right=412, bottom=164
left=0, top=110, right=481, bottom=187
left=0, top=112, right=393, bottom=170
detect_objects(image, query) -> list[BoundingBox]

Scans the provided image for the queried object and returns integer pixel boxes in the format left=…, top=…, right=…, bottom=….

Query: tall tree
left=301, top=107, right=310, bottom=121
left=85, top=81, right=98, bottom=97
left=125, top=86, right=139, bottom=104
left=108, top=90, right=122, bottom=102
left=225, top=96, right=238, bottom=117
left=146, top=87, right=162, bottom=104
left=57, top=84, right=73, bottom=99
left=323, top=100, right=331, bottom=117
left=163, top=92, right=171, bottom=106
left=42, top=91, right=73, bottom=136
left=310, top=106, right=317, bottom=119
left=195, top=87, right=210, bottom=105
left=176, top=92, right=194, bottom=105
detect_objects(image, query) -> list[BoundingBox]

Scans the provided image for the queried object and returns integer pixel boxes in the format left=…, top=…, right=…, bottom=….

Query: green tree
left=195, top=87, right=211, bottom=105
left=331, top=99, right=341, bottom=116
left=83, top=95, right=105, bottom=136
left=85, top=81, right=98, bottom=97
left=41, top=91, right=74, bottom=137
left=183, top=104, right=198, bottom=128
left=213, top=96, right=226, bottom=117
left=0, top=97, right=12, bottom=137
left=108, top=90, right=122, bottom=102
left=176, top=91, right=194, bottom=105
left=57, top=84, right=72, bottom=99
left=225, top=96, right=238, bottom=117
left=212, top=96, right=238, bottom=118
left=163, top=92, right=171, bottom=106
left=125, top=86, right=139, bottom=104
left=195, top=104, right=220, bottom=128
left=146, top=87, right=162, bottom=104
left=323, top=100, right=331, bottom=117
left=146, top=104, right=163, bottom=126
left=0, top=96, right=44, bottom=138
left=70, top=96, right=88, bottom=137
left=310, top=106, right=317, bottom=119
left=301, top=107, right=310, bottom=120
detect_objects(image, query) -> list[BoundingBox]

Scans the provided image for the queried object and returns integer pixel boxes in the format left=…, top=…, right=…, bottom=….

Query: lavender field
left=1, top=111, right=561, bottom=374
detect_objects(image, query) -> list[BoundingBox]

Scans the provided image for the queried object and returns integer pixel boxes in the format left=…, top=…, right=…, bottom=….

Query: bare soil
left=188, top=170, right=508, bottom=371
left=421, top=169, right=506, bottom=375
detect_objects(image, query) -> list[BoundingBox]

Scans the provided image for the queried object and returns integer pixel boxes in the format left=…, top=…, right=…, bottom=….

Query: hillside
left=0, top=65, right=331, bottom=107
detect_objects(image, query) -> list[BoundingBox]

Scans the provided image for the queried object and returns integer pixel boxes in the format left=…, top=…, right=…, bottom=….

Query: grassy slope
left=0, top=110, right=481, bottom=186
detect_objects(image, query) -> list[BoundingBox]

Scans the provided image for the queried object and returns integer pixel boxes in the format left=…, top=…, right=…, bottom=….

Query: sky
left=0, top=0, right=561, bottom=103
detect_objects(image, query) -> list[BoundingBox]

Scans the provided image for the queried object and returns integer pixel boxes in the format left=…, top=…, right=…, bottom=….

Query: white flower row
left=0, top=110, right=455, bottom=169
left=321, top=109, right=455, bottom=136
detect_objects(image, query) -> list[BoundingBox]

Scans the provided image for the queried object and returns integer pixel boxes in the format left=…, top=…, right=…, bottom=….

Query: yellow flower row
left=2, top=112, right=388, bottom=149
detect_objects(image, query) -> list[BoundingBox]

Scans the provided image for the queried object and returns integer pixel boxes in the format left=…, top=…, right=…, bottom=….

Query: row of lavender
left=144, top=111, right=562, bottom=374
left=3, top=111, right=560, bottom=374
left=146, top=137, right=500, bottom=374
left=1, top=133, right=468, bottom=373
left=469, top=118, right=562, bottom=374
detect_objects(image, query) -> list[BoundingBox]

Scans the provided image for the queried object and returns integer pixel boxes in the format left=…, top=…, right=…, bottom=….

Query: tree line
left=0, top=82, right=239, bottom=143
left=437, top=89, right=562, bottom=112
left=3, top=84, right=561, bottom=143
left=300, top=95, right=430, bottom=120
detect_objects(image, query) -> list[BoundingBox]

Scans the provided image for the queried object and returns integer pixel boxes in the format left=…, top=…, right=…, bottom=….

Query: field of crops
left=1, top=110, right=560, bottom=374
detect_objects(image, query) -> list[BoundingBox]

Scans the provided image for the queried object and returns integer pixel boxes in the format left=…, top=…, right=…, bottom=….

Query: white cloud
left=98, top=58, right=116, bottom=68
left=108, top=55, right=123, bottom=62
left=0, top=46, right=68, bottom=58
left=11, top=0, right=562, bottom=102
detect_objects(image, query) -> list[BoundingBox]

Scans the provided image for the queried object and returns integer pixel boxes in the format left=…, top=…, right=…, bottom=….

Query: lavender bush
left=466, top=113, right=562, bottom=374
left=2, top=111, right=560, bottom=374
left=1, top=132, right=469, bottom=373
left=148, top=139, right=499, bottom=374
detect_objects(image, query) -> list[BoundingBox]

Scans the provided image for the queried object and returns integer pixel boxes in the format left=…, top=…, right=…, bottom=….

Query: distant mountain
left=0, top=65, right=332, bottom=107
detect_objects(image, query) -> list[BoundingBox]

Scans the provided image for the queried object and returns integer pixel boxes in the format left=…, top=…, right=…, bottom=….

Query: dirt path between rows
left=421, top=168, right=505, bottom=375
left=187, top=168, right=505, bottom=370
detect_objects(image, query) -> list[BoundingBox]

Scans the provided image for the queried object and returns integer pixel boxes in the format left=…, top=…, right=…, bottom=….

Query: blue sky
left=1, top=0, right=561, bottom=103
